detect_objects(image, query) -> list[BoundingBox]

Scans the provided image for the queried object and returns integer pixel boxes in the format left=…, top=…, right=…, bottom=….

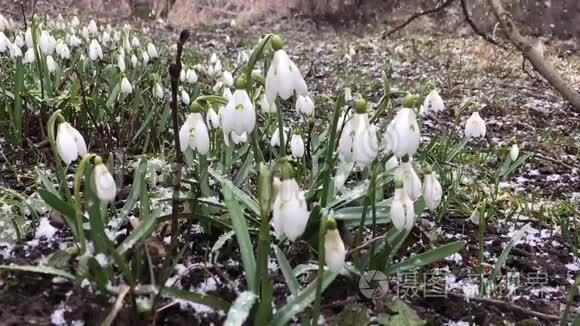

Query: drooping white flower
left=186, top=68, right=197, bottom=84
left=13, top=34, right=24, bottom=48
left=337, top=102, right=379, bottom=169
left=265, top=37, right=307, bottom=104
left=324, top=221, right=346, bottom=273
left=154, top=82, right=164, bottom=99
left=117, top=54, right=125, bottom=72
left=259, top=94, right=277, bottom=113
left=236, top=50, right=249, bottom=66
left=46, top=55, right=57, bottom=73
left=296, top=95, right=314, bottom=116
left=272, top=178, right=309, bottom=241
left=423, top=89, right=445, bottom=114
left=206, top=108, right=220, bottom=129
left=81, top=27, right=89, bottom=40
left=394, top=156, right=422, bottom=201
left=71, top=16, right=80, bottom=27
left=221, top=88, right=256, bottom=145
left=101, top=31, right=111, bottom=45
left=147, top=42, right=157, bottom=59
left=56, top=122, right=87, bottom=164
left=422, top=166, right=442, bottom=211
left=181, top=89, right=190, bottom=105
left=390, top=181, right=415, bottom=231
left=123, top=35, right=132, bottom=53
left=87, top=20, right=98, bottom=35
left=384, top=107, right=421, bottom=158
left=510, top=143, right=519, bottom=161
left=0, top=32, right=8, bottom=53
left=88, top=39, right=103, bottom=61
left=94, top=161, right=116, bottom=202
left=121, top=77, right=133, bottom=94
left=207, top=53, right=222, bottom=78
left=222, top=71, right=234, bottom=88
left=68, top=34, right=81, bottom=48
left=344, top=87, right=352, bottom=102
left=55, top=41, right=70, bottom=59
left=131, top=36, right=140, bottom=48
left=290, top=131, right=304, bottom=158
left=470, top=206, right=481, bottom=225
left=25, top=27, right=33, bottom=48
left=23, top=48, right=35, bottom=64
left=231, top=131, right=248, bottom=144
left=179, top=112, right=210, bottom=155
left=141, top=51, right=149, bottom=65
left=40, top=31, right=56, bottom=55
left=464, top=110, right=486, bottom=139
left=131, top=54, right=138, bottom=67
left=9, top=43, right=22, bottom=58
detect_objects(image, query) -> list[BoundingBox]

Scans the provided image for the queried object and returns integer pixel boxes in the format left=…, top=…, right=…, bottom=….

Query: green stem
left=276, top=98, right=285, bottom=155
left=73, top=153, right=96, bottom=253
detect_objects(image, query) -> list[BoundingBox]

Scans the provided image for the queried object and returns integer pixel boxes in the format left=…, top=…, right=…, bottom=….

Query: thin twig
left=382, top=0, right=457, bottom=39
left=459, top=0, right=505, bottom=48
left=347, top=234, right=386, bottom=257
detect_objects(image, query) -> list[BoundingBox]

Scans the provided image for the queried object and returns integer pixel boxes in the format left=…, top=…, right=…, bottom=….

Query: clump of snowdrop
left=394, top=155, right=422, bottom=201
left=55, top=41, right=70, bottom=59
left=422, top=165, right=442, bottom=211
left=265, top=35, right=308, bottom=104
left=272, top=174, right=309, bottom=241
left=390, top=180, right=415, bottom=231
left=39, top=30, right=56, bottom=55
left=221, top=77, right=256, bottom=146
left=93, top=156, right=116, bottom=202
left=179, top=102, right=210, bottom=155
left=337, top=99, right=379, bottom=169
left=464, top=106, right=486, bottom=139
left=324, top=218, right=346, bottom=273
left=384, top=95, right=421, bottom=158
left=56, top=122, right=87, bottom=164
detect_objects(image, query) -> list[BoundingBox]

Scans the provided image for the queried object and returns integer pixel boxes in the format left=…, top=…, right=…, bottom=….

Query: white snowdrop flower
left=290, top=130, right=305, bottom=158
left=123, top=35, right=132, bottom=53
left=384, top=107, right=420, bottom=158
left=154, top=82, right=164, bottom=99
left=272, top=178, right=309, bottom=241
left=115, top=54, right=125, bottom=72
left=40, top=31, right=56, bottom=55
left=270, top=127, right=287, bottom=147
left=222, top=71, right=234, bottom=87
left=121, top=77, right=133, bottom=94
left=131, top=36, right=140, bottom=48
left=221, top=81, right=255, bottom=145
left=337, top=100, right=379, bottom=169
left=87, top=20, right=98, bottom=35
left=510, top=143, right=519, bottom=161
left=385, top=156, right=399, bottom=171
left=56, top=41, right=70, bottom=59
left=181, top=89, right=190, bottom=105
left=180, top=69, right=186, bottom=82
left=131, top=54, right=138, bottom=67
left=146, top=42, right=157, bottom=59
left=470, top=206, right=481, bottom=225
left=0, top=14, right=8, bottom=32
left=68, top=34, right=81, bottom=48
left=265, top=36, right=307, bottom=104
left=46, top=55, right=57, bottom=73
left=207, top=53, right=222, bottom=78
left=344, top=87, right=352, bottom=102
left=113, top=30, right=121, bottom=42
left=101, top=31, right=110, bottom=45
left=56, top=122, right=87, bottom=164
left=422, top=166, right=442, bottom=211
left=142, top=50, right=149, bottom=65
left=93, top=160, right=116, bottom=202
left=89, top=39, right=103, bottom=61
left=236, top=50, right=249, bottom=66
left=81, top=27, right=89, bottom=40
left=213, top=81, right=224, bottom=94
left=394, top=155, right=422, bottom=201
left=13, top=34, right=24, bottom=48
left=0, top=32, right=8, bottom=53
left=231, top=131, right=248, bottom=144
left=9, top=43, right=22, bottom=58
left=296, top=95, right=314, bottom=115
left=71, top=16, right=80, bottom=27
left=223, top=88, right=233, bottom=101
left=206, top=107, right=220, bottom=129
left=25, top=27, right=33, bottom=48
left=179, top=108, right=210, bottom=155
left=422, top=89, right=445, bottom=114
left=324, top=219, right=346, bottom=273
left=260, top=94, right=277, bottom=113
left=464, top=109, right=486, bottom=139
left=186, top=68, right=198, bottom=84
left=23, top=48, right=35, bottom=64
left=390, top=181, right=415, bottom=231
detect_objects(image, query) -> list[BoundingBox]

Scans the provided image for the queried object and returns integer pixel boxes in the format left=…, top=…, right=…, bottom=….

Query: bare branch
left=382, top=0, right=457, bottom=39
left=459, top=0, right=505, bottom=48
left=487, top=0, right=580, bottom=113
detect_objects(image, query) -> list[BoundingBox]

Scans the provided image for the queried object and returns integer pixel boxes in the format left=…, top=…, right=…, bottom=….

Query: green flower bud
left=326, top=217, right=338, bottom=230
left=401, top=154, right=410, bottom=163
left=191, top=101, right=202, bottom=113
left=402, top=94, right=417, bottom=108
left=394, top=180, right=404, bottom=189
left=271, top=35, right=284, bottom=51
left=423, top=164, right=433, bottom=175
left=355, top=98, right=367, bottom=114
left=235, top=76, right=246, bottom=89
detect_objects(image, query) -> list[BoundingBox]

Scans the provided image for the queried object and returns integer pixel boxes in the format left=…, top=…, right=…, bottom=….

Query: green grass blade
left=0, top=264, right=75, bottom=280
left=274, top=245, right=301, bottom=295
left=384, top=241, right=466, bottom=275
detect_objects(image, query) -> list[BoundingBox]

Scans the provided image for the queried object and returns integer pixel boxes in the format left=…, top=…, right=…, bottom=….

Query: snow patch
left=35, top=217, right=58, bottom=240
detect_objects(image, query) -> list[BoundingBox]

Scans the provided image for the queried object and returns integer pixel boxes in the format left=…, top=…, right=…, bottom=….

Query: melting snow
left=50, top=306, right=67, bottom=326
left=35, top=217, right=58, bottom=240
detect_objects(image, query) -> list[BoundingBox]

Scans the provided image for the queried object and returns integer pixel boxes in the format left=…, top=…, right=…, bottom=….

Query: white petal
left=56, top=123, right=79, bottom=164
left=324, top=229, right=346, bottom=273
left=290, top=134, right=304, bottom=158
left=94, top=164, right=116, bottom=202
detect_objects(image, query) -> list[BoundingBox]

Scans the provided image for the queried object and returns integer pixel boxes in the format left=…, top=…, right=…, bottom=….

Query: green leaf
left=271, top=271, right=337, bottom=326
left=12, top=58, right=24, bottom=145
left=223, top=180, right=257, bottom=292
left=106, top=82, right=121, bottom=108
left=211, top=169, right=260, bottom=216
left=36, top=167, right=58, bottom=195
left=488, top=223, right=531, bottom=286
left=274, top=245, right=301, bottom=295
left=0, top=264, right=75, bottom=280
left=163, top=287, right=231, bottom=312
left=384, top=241, right=466, bottom=275
left=234, top=150, right=255, bottom=186
left=379, top=298, right=426, bottom=326
left=117, top=209, right=162, bottom=255
left=120, top=158, right=148, bottom=219
left=334, top=199, right=392, bottom=226
left=224, top=291, right=257, bottom=326
left=38, top=189, right=78, bottom=238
